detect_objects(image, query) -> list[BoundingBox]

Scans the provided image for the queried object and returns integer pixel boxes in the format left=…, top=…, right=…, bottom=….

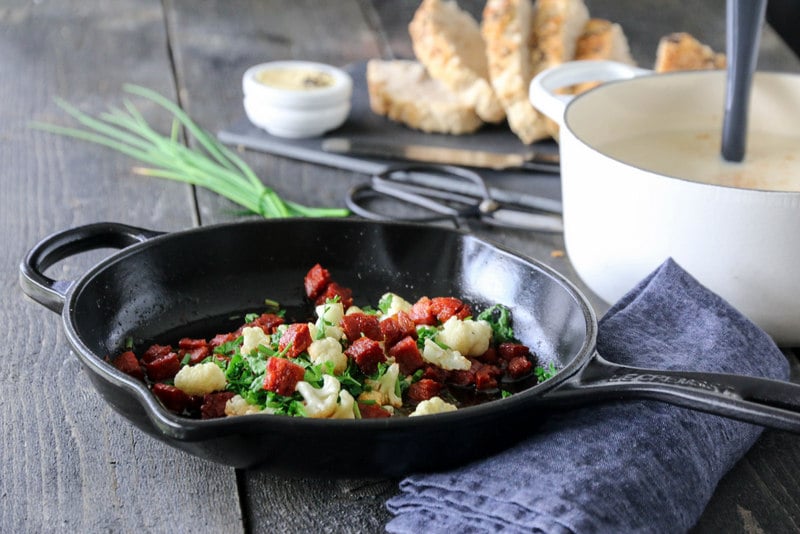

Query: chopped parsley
left=477, top=304, right=518, bottom=344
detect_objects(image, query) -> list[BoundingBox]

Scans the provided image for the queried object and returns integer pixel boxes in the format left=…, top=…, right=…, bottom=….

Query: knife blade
left=321, top=138, right=560, bottom=174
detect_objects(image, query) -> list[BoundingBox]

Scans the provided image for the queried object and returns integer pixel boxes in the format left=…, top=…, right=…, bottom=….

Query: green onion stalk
left=31, top=84, right=349, bottom=219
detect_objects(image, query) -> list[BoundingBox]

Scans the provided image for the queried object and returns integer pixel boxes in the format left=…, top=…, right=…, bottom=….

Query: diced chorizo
left=477, top=346, right=499, bottom=364
left=498, top=342, right=530, bottom=361
left=475, top=364, right=502, bottom=390
left=141, top=343, right=172, bottom=363
left=200, top=391, right=236, bottom=419
left=246, top=313, right=285, bottom=334
left=180, top=345, right=211, bottom=366
left=340, top=313, right=383, bottom=343
left=344, top=337, right=386, bottom=375
left=278, top=323, right=312, bottom=358
left=507, top=356, right=533, bottom=379
left=314, top=282, right=353, bottom=309
left=447, top=368, right=475, bottom=387
left=152, top=383, right=193, bottom=413
left=358, top=402, right=392, bottom=419
left=388, top=336, right=424, bottom=375
left=408, top=297, right=436, bottom=326
left=178, top=337, right=207, bottom=350
left=304, top=263, right=332, bottom=300
left=143, top=351, right=181, bottom=381
left=112, top=350, right=144, bottom=380
left=380, top=312, right=417, bottom=348
left=407, top=379, right=442, bottom=403
left=430, top=297, right=471, bottom=322
left=420, top=364, right=448, bottom=383
left=263, top=357, right=306, bottom=397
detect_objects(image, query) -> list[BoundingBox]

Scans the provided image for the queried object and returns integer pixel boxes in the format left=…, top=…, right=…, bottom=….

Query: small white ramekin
left=242, top=60, right=352, bottom=138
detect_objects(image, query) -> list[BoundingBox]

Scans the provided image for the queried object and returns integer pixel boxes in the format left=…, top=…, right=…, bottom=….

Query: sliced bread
left=571, top=18, right=636, bottom=94
left=654, top=32, right=726, bottom=72
left=409, top=0, right=506, bottom=123
left=482, top=0, right=550, bottom=144
left=529, top=0, right=590, bottom=72
left=528, top=0, right=590, bottom=138
left=366, top=59, right=483, bottom=135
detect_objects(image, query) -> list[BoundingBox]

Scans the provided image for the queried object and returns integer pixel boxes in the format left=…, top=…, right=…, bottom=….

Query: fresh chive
left=31, top=85, right=350, bottom=220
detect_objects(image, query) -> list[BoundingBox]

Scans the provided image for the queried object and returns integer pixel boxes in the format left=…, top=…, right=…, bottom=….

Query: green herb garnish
left=535, top=362, right=559, bottom=383
left=31, top=85, right=349, bottom=219
left=477, top=304, right=518, bottom=344
left=378, top=293, right=393, bottom=314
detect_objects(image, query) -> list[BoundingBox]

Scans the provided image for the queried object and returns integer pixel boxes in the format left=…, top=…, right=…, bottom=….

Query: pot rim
left=560, top=68, right=800, bottom=195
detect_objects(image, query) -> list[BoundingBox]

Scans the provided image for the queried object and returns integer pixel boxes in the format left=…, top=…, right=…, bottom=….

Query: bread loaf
left=528, top=0, right=590, bottom=138
left=571, top=18, right=635, bottom=93
left=482, top=0, right=550, bottom=144
left=409, top=0, right=506, bottom=123
left=655, top=32, right=726, bottom=72
left=366, top=59, right=483, bottom=135
left=529, top=0, right=590, bottom=72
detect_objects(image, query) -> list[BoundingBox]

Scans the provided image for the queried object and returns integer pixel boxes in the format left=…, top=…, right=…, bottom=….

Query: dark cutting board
left=217, top=62, right=562, bottom=206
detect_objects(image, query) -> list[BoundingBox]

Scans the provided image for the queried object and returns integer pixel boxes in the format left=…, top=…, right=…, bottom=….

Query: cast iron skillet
left=19, top=220, right=800, bottom=477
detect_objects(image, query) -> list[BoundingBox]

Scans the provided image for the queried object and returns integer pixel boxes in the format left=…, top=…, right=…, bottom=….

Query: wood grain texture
left=0, top=1, right=241, bottom=532
left=3, top=0, right=800, bottom=533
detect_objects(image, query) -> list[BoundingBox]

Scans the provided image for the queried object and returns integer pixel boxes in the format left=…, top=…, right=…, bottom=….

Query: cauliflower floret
left=331, top=390, right=356, bottom=419
left=378, top=292, right=412, bottom=319
left=363, top=363, right=402, bottom=408
left=240, top=326, right=270, bottom=356
left=437, top=317, right=493, bottom=357
left=307, top=337, right=348, bottom=375
left=313, top=300, right=345, bottom=340
left=224, top=394, right=274, bottom=416
left=295, top=374, right=341, bottom=418
left=173, top=361, right=227, bottom=396
left=409, top=396, right=458, bottom=417
left=422, top=338, right=472, bottom=371
left=344, top=305, right=364, bottom=315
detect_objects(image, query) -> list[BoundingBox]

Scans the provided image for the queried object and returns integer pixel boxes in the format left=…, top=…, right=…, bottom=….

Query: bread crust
left=409, top=0, right=505, bottom=123
left=571, top=18, right=635, bottom=94
left=529, top=0, right=590, bottom=71
left=366, top=59, right=483, bottom=135
left=482, top=0, right=550, bottom=144
left=655, top=32, right=726, bottom=72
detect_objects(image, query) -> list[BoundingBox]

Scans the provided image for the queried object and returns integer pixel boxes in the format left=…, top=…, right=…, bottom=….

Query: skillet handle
left=545, top=352, right=800, bottom=433
left=19, top=222, right=163, bottom=314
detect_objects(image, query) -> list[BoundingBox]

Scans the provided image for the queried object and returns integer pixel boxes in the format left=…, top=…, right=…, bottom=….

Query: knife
left=321, top=138, right=560, bottom=174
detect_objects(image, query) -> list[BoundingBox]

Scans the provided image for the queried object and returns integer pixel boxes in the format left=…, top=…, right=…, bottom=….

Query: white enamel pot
left=530, top=60, right=800, bottom=346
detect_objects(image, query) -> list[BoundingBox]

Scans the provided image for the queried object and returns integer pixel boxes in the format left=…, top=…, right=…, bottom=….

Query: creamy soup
left=596, top=130, right=800, bottom=192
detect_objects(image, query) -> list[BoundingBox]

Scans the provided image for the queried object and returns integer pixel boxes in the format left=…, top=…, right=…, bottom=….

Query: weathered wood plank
left=0, top=1, right=242, bottom=532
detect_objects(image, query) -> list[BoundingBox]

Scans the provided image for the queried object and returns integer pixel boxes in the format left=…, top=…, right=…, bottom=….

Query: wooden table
left=3, top=1, right=799, bottom=531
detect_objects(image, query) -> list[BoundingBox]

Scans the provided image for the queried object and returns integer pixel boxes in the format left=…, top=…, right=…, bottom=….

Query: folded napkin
left=386, top=258, right=790, bottom=534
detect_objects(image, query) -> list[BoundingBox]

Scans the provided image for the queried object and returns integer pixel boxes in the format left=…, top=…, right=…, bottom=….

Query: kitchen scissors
left=345, top=164, right=563, bottom=233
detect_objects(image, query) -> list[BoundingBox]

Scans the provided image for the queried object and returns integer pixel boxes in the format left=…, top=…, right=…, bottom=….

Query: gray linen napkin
left=385, top=258, right=790, bottom=534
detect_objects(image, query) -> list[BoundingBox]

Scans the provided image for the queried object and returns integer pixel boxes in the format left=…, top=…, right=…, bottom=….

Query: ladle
left=721, top=0, right=767, bottom=162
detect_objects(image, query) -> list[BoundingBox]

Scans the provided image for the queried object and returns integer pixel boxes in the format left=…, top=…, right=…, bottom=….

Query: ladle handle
left=721, top=0, right=767, bottom=162
left=19, top=222, right=163, bottom=313
left=546, top=352, right=800, bottom=433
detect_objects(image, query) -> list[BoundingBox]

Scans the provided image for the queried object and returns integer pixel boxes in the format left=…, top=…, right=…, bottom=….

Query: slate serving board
left=217, top=62, right=562, bottom=207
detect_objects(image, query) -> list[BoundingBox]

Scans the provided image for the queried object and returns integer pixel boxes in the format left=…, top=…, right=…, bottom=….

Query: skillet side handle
left=19, top=222, right=163, bottom=314
left=544, top=352, right=800, bottom=434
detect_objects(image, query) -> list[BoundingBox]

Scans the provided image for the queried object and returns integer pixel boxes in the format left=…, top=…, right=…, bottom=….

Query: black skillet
left=19, top=219, right=800, bottom=477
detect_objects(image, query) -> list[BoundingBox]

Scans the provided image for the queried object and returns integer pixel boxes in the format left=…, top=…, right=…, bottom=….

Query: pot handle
left=529, top=60, right=650, bottom=125
left=544, top=352, right=800, bottom=433
left=19, top=222, right=164, bottom=314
